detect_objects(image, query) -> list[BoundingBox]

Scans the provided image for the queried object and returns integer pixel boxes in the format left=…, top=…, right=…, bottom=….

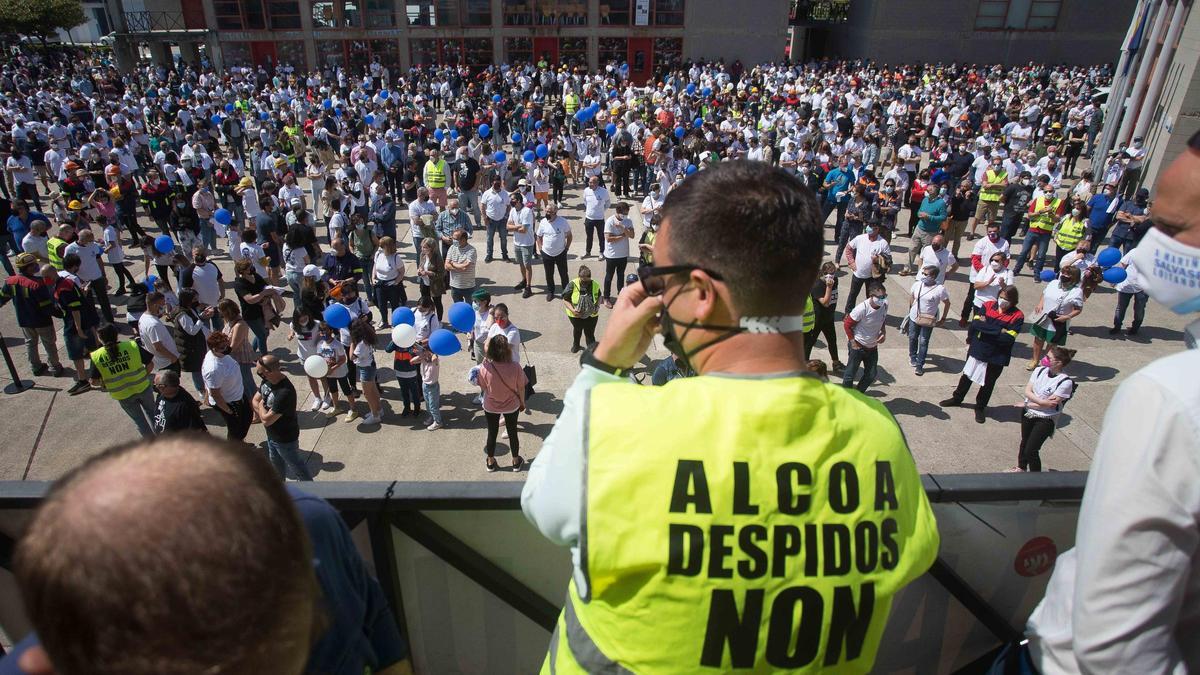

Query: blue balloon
left=535, top=144, right=549, bottom=159
left=1097, top=247, right=1122, bottom=268
left=605, top=123, right=617, bottom=137
left=494, top=151, right=507, bottom=163
left=448, top=301, right=475, bottom=332
left=145, top=275, right=158, bottom=289
left=322, top=98, right=332, bottom=109
left=259, top=111, right=269, bottom=121
left=609, top=89, right=618, bottom=99
left=365, top=114, right=375, bottom=125
left=492, top=94, right=502, bottom=103
left=450, top=129, right=459, bottom=140
left=224, top=103, right=235, bottom=113
left=702, top=86, right=712, bottom=97
left=686, top=164, right=698, bottom=175
left=380, top=89, right=390, bottom=99
left=210, top=114, right=222, bottom=126
left=674, top=126, right=685, bottom=139
left=535, top=120, right=544, bottom=129
left=478, top=123, right=491, bottom=138
left=511, top=132, right=522, bottom=143
left=323, top=304, right=351, bottom=330
left=693, top=117, right=703, bottom=128
left=335, top=107, right=343, bottom=117
left=213, top=208, right=233, bottom=226
left=428, top=328, right=461, bottom=356
left=391, top=306, right=415, bottom=327
left=434, top=129, right=445, bottom=141
left=1039, top=269, right=1057, bottom=282
left=154, top=235, right=174, bottom=254
left=1103, top=267, right=1128, bottom=284
left=574, top=110, right=587, bottom=122
left=523, top=150, right=535, bottom=163
left=686, top=83, right=696, bottom=95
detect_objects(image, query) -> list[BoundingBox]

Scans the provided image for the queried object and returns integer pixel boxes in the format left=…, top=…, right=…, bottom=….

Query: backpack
left=1035, top=365, right=1076, bottom=412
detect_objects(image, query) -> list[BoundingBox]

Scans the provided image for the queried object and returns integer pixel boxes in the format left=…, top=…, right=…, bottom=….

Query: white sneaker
left=309, top=398, right=324, bottom=411
left=427, top=421, right=442, bottom=431
left=320, top=402, right=336, bottom=414
left=502, top=429, right=509, bottom=439
left=362, top=413, right=381, bottom=425
left=473, top=394, right=483, bottom=405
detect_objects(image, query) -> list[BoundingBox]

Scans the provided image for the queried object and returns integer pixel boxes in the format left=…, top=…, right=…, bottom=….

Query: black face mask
left=658, top=291, right=744, bottom=376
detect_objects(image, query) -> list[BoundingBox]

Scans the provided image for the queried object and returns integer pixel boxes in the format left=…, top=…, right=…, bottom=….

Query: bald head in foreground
left=14, top=434, right=318, bottom=674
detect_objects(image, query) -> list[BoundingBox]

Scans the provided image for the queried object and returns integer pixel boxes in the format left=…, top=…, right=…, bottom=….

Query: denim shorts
left=515, top=244, right=536, bottom=265
left=356, top=362, right=378, bottom=383
left=64, top=326, right=97, bottom=361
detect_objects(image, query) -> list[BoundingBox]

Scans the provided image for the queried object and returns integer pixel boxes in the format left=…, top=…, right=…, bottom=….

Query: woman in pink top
left=475, top=335, right=527, bottom=472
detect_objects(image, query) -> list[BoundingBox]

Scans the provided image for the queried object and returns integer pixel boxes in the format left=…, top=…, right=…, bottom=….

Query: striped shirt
left=445, top=243, right=477, bottom=290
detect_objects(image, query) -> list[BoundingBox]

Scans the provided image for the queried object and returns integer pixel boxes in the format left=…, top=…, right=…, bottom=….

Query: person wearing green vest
left=522, top=162, right=938, bottom=673
left=564, top=91, right=580, bottom=116
left=1051, top=208, right=1089, bottom=268
left=971, top=155, right=1008, bottom=238
left=90, top=322, right=155, bottom=438
left=561, top=265, right=601, bottom=353
left=46, top=223, right=75, bottom=271
left=422, top=147, right=449, bottom=209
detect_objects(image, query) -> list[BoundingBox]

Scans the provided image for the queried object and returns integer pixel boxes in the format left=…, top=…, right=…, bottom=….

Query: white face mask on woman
left=998, top=298, right=1011, bottom=311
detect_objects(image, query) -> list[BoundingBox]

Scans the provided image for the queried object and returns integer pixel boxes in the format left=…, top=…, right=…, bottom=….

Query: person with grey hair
left=152, top=369, right=208, bottom=434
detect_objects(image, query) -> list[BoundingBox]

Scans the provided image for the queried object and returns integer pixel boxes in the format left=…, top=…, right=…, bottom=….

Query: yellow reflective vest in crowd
left=1054, top=216, right=1088, bottom=250
left=564, top=277, right=601, bottom=318
left=424, top=158, right=447, bottom=188
left=90, top=341, right=150, bottom=401
left=803, top=296, right=815, bottom=333
left=980, top=168, right=1007, bottom=202
left=542, top=375, right=940, bottom=673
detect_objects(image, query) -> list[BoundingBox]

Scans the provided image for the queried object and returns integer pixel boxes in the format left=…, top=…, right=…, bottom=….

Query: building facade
left=805, top=0, right=1132, bottom=65
left=185, top=0, right=789, bottom=79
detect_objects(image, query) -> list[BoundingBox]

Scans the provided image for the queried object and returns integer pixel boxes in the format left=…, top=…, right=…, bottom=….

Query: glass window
left=442, top=39, right=464, bottom=64
left=975, top=0, right=1060, bottom=30
left=410, top=38, right=440, bottom=64
left=370, top=39, right=401, bottom=70
left=317, top=40, right=346, bottom=69
left=598, top=37, right=626, bottom=66
left=276, top=40, right=306, bottom=70
left=214, top=1, right=243, bottom=29
left=365, top=0, right=395, bottom=26
left=343, top=0, right=361, bottom=25
left=312, top=1, right=337, bottom=27
left=599, top=0, right=629, bottom=25
left=406, top=1, right=456, bottom=26
left=528, top=0, right=586, bottom=26
left=464, top=38, right=493, bottom=67
left=653, top=37, right=681, bottom=69
left=243, top=0, right=266, bottom=29
left=269, top=1, right=302, bottom=28
left=1027, top=0, right=1061, bottom=29
left=559, top=37, right=587, bottom=68
left=505, top=37, right=532, bottom=63
left=503, top=0, right=531, bottom=25
left=463, top=0, right=491, bottom=25
left=348, top=39, right=371, bottom=73
left=436, top=0, right=459, bottom=24
left=223, top=42, right=253, bottom=66
left=653, top=0, right=684, bottom=25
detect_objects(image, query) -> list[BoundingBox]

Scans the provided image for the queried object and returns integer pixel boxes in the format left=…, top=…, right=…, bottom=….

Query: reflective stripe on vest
left=425, top=159, right=447, bottom=188
left=90, top=341, right=150, bottom=400
left=980, top=169, right=1006, bottom=201
left=549, top=377, right=940, bottom=672
left=47, top=237, right=66, bottom=270
left=1054, top=217, right=1087, bottom=250
left=803, top=296, right=815, bottom=333
left=565, top=278, right=600, bottom=318
left=1029, top=197, right=1060, bottom=231
left=641, top=230, right=656, bottom=265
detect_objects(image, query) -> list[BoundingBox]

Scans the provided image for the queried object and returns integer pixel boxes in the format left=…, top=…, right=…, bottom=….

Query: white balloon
left=303, top=354, right=329, bottom=379
left=391, top=323, right=418, bottom=348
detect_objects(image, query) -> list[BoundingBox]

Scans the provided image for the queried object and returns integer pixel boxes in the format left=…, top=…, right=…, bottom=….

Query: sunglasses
left=638, top=265, right=725, bottom=297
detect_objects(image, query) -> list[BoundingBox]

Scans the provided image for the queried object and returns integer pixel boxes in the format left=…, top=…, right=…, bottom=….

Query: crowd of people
left=0, top=45, right=1165, bottom=475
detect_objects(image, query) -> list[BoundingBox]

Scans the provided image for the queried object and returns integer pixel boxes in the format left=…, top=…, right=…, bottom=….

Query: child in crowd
left=348, top=316, right=383, bottom=426
left=385, top=338, right=423, bottom=418
left=412, top=343, right=441, bottom=430
left=288, top=308, right=325, bottom=410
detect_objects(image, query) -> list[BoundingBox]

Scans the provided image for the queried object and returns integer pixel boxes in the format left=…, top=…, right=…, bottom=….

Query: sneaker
left=485, top=256, right=494, bottom=263
left=939, top=397, right=962, bottom=407
left=503, top=256, right=512, bottom=262
left=322, top=402, right=338, bottom=414
left=472, top=394, right=483, bottom=404
left=898, top=268, right=911, bottom=276
left=1108, top=326, right=1121, bottom=335
left=48, top=364, right=64, bottom=377
left=344, top=410, right=360, bottom=423
left=914, top=367, right=924, bottom=376
left=546, top=293, right=554, bottom=302
left=1005, top=466, right=1025, bottom=473
left=310, top=398, right=324, bottom=411
left=31, top=363, right=48, bottom=376
left=515, top=280, right=527, bottom=290
left=522, top=288, right=533, bottom=298
left=1128, top=327, right=1140, bottom=336
left=427, top=421, right=442, bottom=430
left=67, top=380, right=91, bottom=395
left=362, top=413, right=381, bottom=425
left=974, top=408, right=986, bottom=424
left=571, top=344, right=582, bottom=353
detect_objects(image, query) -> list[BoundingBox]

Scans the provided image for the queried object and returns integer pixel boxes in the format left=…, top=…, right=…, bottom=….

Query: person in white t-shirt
left=535, top=205, right=572, bottom=299
left=906, top=266, right=951, bottom=375
left=506, top=195, right=537, bottom=298
left=972, top=251, right=1014, bottom=314
left=841, top=280, right=888, bottom=392
left=1014, top=346, right=1076, bottom=472
left=1110, top=251, right=1147, bottom=335
left=919, top=234, right=958, bottom=284
left=601, top=202, right=634, bottom=307
left=843, top=220, right=891, bottom=313
left=962, top=222, right=1011, bottom=324
left=102, top=221, right=137, bottom=295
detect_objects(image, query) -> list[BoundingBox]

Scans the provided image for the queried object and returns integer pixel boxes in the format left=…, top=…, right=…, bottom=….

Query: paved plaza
left=0, top=176, right=1187, bottom=483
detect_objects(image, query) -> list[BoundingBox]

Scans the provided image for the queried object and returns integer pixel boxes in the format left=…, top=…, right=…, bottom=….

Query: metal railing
left=122, top=11, right=189, bottom=33
left=0, top=471, right=1088, bottom=672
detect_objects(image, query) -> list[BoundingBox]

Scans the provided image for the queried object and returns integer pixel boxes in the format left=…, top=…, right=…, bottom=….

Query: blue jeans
left=821, top=200, right=848, bottom=234
left=1013, top=230, right=1052, bottom=276
left=238, top=362, right=256, bottom=401
left=486, top=217, right=509, bottom=259
left=841, top=346, right=878, bottom=392
left=118, top=388, right=156, bottom=437
left=199, top=219, right=217, bottom=250
left=267, top=438, right=314, bottom=481
left=1109, top=233, right=1136, bottom=255
left=835, top=220, right=864, bottom=265
left=1114, top=290, right=1148, bottom=329
left=423, top=382, right=441, bottom=424
left=907, top=323, right=934, bottom=371
left=246, top=316, right=269, bottom=356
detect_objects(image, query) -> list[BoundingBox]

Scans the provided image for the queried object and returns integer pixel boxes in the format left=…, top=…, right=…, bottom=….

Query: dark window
left=502, top=0, right=530, bottom=25
left=269, top=1, right=302, bottom=29
left=975, top=0, right=1061, bottom=30
left=653, top=37, right=682, bottom=68
left=464, top=38, right=493, bottom=67
left=463, top=0, right=491, bottom=25
left=559, top=37, right=586, bottom=68
left=654, top=0, right=684, bottom=25
left=600, top=0, right=630, bottom=25
left=505, top=37, right=532, bottom=63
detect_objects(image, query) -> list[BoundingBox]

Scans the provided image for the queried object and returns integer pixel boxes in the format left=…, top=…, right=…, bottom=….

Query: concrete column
left=148, top=41, right=172, bottom=67
left=1116, top=0, right=1173, bottom=147
left=298, top=0, right=317, bottom=72
left=1134, top=0, right=1190, bottom=140
left=1096, top=0, right=1155, bottom=163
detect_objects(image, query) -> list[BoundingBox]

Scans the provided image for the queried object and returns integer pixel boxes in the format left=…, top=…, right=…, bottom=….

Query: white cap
left=302, top=264, right=324, bottom=279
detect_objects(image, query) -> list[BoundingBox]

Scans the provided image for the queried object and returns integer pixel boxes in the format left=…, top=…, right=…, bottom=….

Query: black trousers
left=1018, top=414, right=1055, bottom=472
left=110, top=261, right=137, bottom=293
left=603, top=257, right=628, bottom=299
left=569, top=315, right=598, bottom=348
left=551, top=179, right=565, bottom=205
left=398, top=376, right=421, bottom=411
left=804, top=305, right=840, bottom=364
left=961, top=286, right=977, bottom=323
left=542, top=251, right=569, bottom=294
left=419, top=283, right=444, bottom=321
left=485, top=410, right=520, bottom=458
left=583, top=219, right=604, bottom=256
left=219, top=397, right=252, bottom=441
left=844, top=276, right=869, bottom=314
left=90, top=276, right=115, bottom=324
left=952, top=363, right=1005, bottom=409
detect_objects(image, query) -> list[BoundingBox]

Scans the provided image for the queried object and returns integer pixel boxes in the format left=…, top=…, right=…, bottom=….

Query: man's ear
left=18, top=645, right=56, bottom=675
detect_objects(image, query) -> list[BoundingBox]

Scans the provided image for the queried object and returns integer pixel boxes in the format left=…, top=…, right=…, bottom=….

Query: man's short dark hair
left=14, top=435, right=317, bottom=674
left=62, top=253, right=81, bottom=271
left=661, top=161, right=822, bottom=314
left=866, top=280, right=886, bottom=296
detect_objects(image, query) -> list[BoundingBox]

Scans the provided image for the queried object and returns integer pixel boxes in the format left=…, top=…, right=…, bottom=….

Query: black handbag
left=521, top=344, right=537, bottom=403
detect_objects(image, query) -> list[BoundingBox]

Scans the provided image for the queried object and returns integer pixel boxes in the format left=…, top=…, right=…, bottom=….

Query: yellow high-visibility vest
left=980, top=168, right=1006, bottom=202
left=564, top=278, right=600, bottom=318
left=803, top=296, right=815, bottom=333
left=90, top=341, right=150, bottom=401
left=564, top=92, right=580, bottom=115
left=542, top=376, right=940, bottom=673
left=1054, top=216, right=1088, bottom=250
left=47, top=237, right=67, bottom=270
left=1029, top=196, right=1061, bottom=232
left=424, top=158, right=447, bottom=188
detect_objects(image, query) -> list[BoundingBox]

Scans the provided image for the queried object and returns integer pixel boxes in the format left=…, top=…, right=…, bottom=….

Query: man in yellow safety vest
left=972, top=154, right=1008, bottom=237
left=90, top=322, right=156, bottom=437
left=522, top=161, right=939, bottom=673
left=422, top=146, right=449, bottom=209
left=1052, top=207, right=1089, bottom=268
